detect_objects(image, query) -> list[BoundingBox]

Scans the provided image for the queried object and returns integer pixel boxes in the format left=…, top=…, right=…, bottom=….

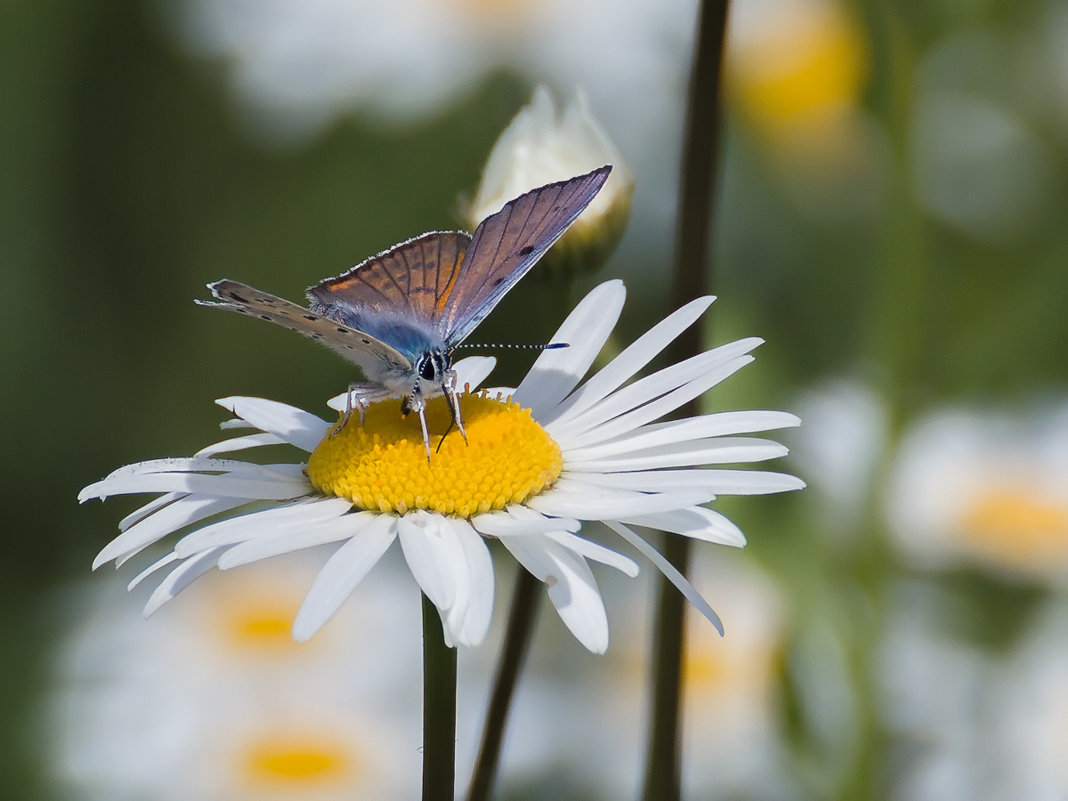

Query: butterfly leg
left=402, top=388, right=433, bottom=463
left=331, top=383, right=382, bottom=437
left=442, top=371, right=468, bottom=445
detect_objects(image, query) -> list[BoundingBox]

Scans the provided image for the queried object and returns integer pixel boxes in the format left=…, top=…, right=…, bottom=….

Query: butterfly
left=198, top=165, right=612, bottom=459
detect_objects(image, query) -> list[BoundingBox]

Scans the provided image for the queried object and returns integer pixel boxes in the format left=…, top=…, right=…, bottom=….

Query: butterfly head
left=413, top=348, right=452, bottom=394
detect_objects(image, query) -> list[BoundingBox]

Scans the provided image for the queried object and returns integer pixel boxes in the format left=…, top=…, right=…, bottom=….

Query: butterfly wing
left=305, top=231, right=471, bottom=338
left=438, top=165, right=612, bottom=346
left=198, top=280, right=412, bottom=380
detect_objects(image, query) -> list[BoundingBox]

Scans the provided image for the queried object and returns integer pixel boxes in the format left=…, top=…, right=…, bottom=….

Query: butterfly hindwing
left=306, top=231, right=471, bottom=333
left=197, top=280, right=412, bottom=375
left=437, top=165, right=612, bottom=345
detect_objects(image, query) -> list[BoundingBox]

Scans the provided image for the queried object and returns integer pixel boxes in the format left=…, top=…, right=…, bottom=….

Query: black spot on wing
left=518, top=245, right=534, bottom=256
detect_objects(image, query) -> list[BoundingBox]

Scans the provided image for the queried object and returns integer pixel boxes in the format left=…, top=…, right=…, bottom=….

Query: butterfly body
left=199, top=166, right=612, bottom=457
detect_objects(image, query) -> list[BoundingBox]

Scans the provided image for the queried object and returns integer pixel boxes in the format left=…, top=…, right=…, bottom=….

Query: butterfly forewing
left=438, top=165, right=612, bottom=345
left=198, top=280, right=412, bottom=373
left=306, top=232, right=471, bottom=333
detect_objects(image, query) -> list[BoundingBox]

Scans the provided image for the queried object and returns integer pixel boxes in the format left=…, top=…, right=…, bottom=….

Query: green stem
left=641, top=1, right=730, bottom=800
left=422, top=593, right=457, bottom=801
left=465, top=570, right=541, bottom=801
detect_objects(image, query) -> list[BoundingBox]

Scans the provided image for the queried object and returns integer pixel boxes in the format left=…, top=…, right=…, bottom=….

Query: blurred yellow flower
left=727, top=0, right=869, bottom=151
left=885, top=404, right=1068, bottom=582
left=46, top=556, right=423, bottom=800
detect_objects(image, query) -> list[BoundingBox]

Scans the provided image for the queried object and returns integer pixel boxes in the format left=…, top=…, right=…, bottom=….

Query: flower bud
left=468, top=86, right=634, bottom=278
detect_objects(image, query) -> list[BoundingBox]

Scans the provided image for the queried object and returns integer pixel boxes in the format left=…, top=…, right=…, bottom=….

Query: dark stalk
left=423, top=593, right=458, bottom=801
left=641, top=1, right=730, bottom=800
left=465, top=570, right=541, bottom=801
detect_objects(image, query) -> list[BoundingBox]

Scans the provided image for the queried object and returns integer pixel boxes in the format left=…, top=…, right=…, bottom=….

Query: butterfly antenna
left=452, top=342, right=570, bottom=352
left=436, top=418, right=455, bottom=454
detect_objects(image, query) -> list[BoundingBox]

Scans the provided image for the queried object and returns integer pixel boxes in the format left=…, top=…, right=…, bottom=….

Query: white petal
left=452, top=356, right=497, bottom=392
left=219, top=418, right=255, bottom=430
left=564, top=437, right=790, bottom=472
left=216, top=511, right=376, bottom=569
left=127, top=551, right=179, bottom=591
left=89, top=472, right=310, bottom=501
left=549, top=339, right=761, bottom=440
left=622, top=506, right=747, bottom=547
left=572, top=468, right=806, bottom=495
left=542, top=529, right=640, bottom=576
left=79, top=459, right=310, bottom=502
left=605, top=522, right=723, bottom=634
left=472, top=508, right=581, bottom=537
left=118, top=492, right=182, bottom=531
left=173, top=497, right=352, bottom=557
left=563, top=411, right=801, bottom=460
left=397, top=512, right=459, bottom=611
left=94, top=495, right=249, bottom=569
left=292, top=515, right=397, bottom=641
left=528, top=484, right=714, bottom=520
left=554, top=354, right=756, bottom=449
left=544, top=295, right=715, bottom=426
left=440, top=517, right=495, bottom=647
left=500, top=534, right=610, bottom=653
left=215, top=396, right=330, bottom=452
left=195, top=432, right=286, bottom=456
left=514, top=281, right=625, bottom=418
left=142, top=548, right=226, bottom=617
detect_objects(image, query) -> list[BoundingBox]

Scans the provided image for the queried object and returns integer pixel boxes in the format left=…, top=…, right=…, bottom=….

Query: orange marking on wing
left=435, top=250, right=464, bottom=316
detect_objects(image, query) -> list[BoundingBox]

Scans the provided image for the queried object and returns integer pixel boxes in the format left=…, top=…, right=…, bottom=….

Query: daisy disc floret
left=307, top=394, right=562, bottom=517
left=80, top=281, right=802, bottom=653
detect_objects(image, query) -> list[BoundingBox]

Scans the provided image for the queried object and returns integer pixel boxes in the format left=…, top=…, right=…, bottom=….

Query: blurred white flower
left=544, top=556, right=799, bottom=800
left=884, top=403, right=1068, bottom=582
left=46, top=554, right=424, bottom=801
left=175, top=0, right=695, bottom=146
left=988, top=601, right=1068, bottom=801
left=789, top=378, right=887, bottom=534
left=912, top=31, right=1060, bottom=242
left=880, top=588, right=1068, bottom=801
left=877, top=580, right=994, bottom=801
left=468, top=86, right=634, bottom=275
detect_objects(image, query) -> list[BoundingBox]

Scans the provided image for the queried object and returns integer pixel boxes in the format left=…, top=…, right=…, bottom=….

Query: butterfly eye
left=419, top=355, right=437, bottom=382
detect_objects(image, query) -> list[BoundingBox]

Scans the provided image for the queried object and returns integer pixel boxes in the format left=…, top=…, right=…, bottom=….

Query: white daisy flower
left=725, top=0, right=885, bottom=217
left=884, top=402, right=1068, bottom=583
left=789, top=377, right=887, bottom=534
left=876, top=580, right=994, bottom=801
left=47, top=555, right=424, bottom=801
left=988, top=601, right=1068, bottom=801
left=177, top=0, right=693, bottom=146
left=579, top=557, right=796, bottom=800
left=80, top=280, right=802, bottom=654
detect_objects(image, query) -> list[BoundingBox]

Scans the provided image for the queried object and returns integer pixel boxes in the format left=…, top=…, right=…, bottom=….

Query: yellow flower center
left=307, top=393, right=562, bottom=518
left=728, top=0, right=868, bottom=142
left=957, top=488, right=1068, bottom=568
left=243, top=734, right=353, bottom=785
left=225, top=599, right=299, bottom=649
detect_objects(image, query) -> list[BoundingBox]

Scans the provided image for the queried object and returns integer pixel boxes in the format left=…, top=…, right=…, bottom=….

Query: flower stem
left=423, top=593, right=457, bottom=801
left=466, top=570, right=541, bottom=801
left=642, top=1, right=730, bottom=800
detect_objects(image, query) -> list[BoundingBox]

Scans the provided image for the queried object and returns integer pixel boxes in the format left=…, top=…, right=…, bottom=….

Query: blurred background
left=4, top=0, right=1068, bottom=798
